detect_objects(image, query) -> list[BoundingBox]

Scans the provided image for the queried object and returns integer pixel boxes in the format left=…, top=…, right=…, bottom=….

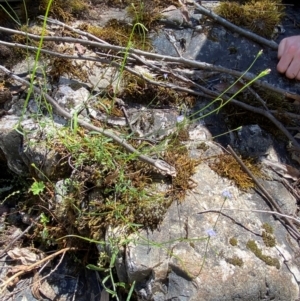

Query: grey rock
left=57, top=64, right=122, bottom=93
left=235, top=124, right=274, bottom=158
left=0, top=115, right=27, bottom=175
left=124, top=157, right=300, bottom=301
left=20, top=117, right=66, bottom=179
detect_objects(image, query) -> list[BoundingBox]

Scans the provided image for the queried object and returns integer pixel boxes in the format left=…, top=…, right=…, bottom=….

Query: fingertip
left=277, top=59, right=287, bottom=74
left=277, top=38, right=286, bottom=59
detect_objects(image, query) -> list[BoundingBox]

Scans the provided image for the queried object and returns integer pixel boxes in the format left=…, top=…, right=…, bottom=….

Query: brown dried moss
left=38, top=0, right=88, bottom=21
left=209, top=154, right=262, bottom=190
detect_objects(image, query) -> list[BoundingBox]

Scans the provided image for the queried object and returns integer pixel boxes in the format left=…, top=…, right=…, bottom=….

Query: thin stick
left=1, top=38, right=297, bottom=143
left=37, top=16, right=110, bottom=45
left=198, top=208, right=300, bottom=224
left=0, top=25, right=298, bottom=155
left=0, top=27, right=296, bottom=99
left=0, top=215, right=40, bottom=258
left=0, top=247, right=75, bottom=292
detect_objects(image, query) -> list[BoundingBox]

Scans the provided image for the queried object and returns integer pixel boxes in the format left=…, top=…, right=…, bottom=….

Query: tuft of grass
left=127, top=0, right=161, bottom=29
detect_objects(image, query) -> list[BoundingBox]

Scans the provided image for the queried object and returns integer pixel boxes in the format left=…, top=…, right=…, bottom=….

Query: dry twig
left=0, top=247, right=74, bottom=294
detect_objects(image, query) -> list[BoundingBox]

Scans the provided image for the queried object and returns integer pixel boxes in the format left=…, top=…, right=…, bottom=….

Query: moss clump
left=39, top=0, right=88, bottom=21
left=261, top=223, right=276, bottom=247
left=120, top=71, right=195, bottom=107
left=215, top=0, right=284, bottom=38
left=246, top=240, right=280, bottom=269
left=262, top=223, right=273, bottom=234
left=229, top=237, right=238, bottom=246
left=262, top=231, right=276, bottom=248
left=209, top=154, right=262, bottom=190
left=163, top=132, right=202, bottom=199
left=79, top=19, right=151, bottom=50
left=48, top=57, right=88, bottom=82
left=226, top=256, right=243, bottom=267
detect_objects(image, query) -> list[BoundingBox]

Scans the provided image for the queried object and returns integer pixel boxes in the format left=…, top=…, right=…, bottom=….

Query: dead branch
left=2, top=37, right=297, bottom=151
left=199, top=208, right=300, bottom=225
left=0, top=26, right=295, bottom=100
left=0, top=247, right=74, bottom=293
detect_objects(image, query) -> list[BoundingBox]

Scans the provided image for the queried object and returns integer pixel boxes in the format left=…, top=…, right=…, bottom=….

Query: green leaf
left=86, top=264, right=106, bottom=272
left=40, top=212, right=49, bottom=224
left=30, top=181, right=45, bottom=195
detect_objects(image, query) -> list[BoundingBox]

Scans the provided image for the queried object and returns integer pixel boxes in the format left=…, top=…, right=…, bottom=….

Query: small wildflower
left=177, top=115, right=185, bottom=123
left=163, top=73, right=168, bottom=80
left=259, top=68, right=271, bottom=77
left=222, top=190, right=232, bottom=199
left=206, top=229, right=217, bottom=237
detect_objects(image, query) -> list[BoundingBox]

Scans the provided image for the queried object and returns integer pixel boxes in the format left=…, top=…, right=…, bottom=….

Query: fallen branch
left=0, top=247, right=74, bottom=293
left=0, top=26, right=297, bottom=100
left=6, top=39, right=291, bottom=146
left=0, top=65, right=176, bottom=177
left=198, top=208, right=300, bottom=224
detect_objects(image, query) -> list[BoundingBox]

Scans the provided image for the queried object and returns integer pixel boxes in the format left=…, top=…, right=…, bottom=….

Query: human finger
left=277, top=38, right=287, bottom=59
left=284, top=49, right=300, bottom=79
left=277, top=52, right=293, bottom=74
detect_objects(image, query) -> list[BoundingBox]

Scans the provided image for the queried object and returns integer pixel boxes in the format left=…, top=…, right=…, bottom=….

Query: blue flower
left=206, top=229, right=217, bottom=237
left=222, top=190, right=232, bottom=199
left=177, top=115, right=185, bottom=123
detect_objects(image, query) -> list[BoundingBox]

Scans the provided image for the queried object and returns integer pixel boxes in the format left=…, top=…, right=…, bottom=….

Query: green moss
left=229, top=237, right=238, bottom=246
left=262, top=231, right=276, bottom=248
left=246, top=240, right=280, bottom=269
left=262, top=223, right=273, bottom=234
left=261, top=224, right=276, bottom=247
left=226, top=256, right=243, bottom=267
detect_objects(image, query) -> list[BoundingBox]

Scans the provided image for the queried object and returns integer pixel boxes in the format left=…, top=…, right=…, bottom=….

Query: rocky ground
left=1, top=0, right=300, bottom=300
